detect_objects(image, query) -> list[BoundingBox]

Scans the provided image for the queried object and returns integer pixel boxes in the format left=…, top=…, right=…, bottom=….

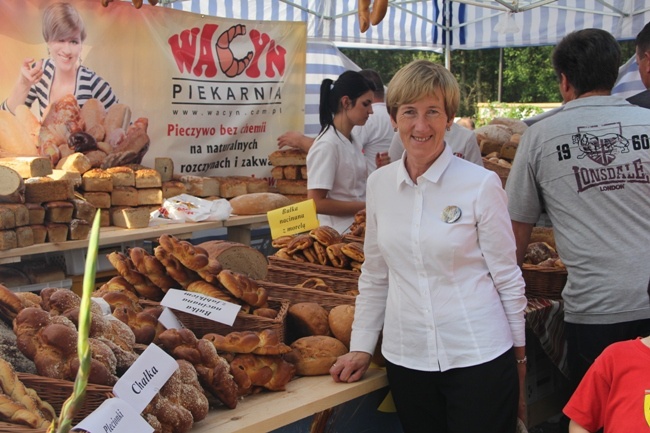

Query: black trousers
left=385, top=348, right=518, bottom=433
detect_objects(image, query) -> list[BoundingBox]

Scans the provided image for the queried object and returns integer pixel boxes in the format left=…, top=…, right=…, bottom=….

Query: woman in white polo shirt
left=306, top=70, right=375, bottom=234
left=329, top=60, right=527, bottom=433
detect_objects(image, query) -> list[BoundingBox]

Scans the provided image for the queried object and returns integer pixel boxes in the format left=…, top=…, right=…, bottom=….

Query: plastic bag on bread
left=150, top=193, right=232, bottom=224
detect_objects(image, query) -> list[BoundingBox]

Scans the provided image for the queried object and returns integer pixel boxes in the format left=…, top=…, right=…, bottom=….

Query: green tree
left=502, top=46, right=560, bottom=103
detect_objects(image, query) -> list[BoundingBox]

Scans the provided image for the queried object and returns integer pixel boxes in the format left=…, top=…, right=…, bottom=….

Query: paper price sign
left=267, top=199, right=319, bottom=239
left=161, top=288, right=241, bottom=326
left=113, top=344, right=178, bottom=413
left=74, top=397, right=154, bottom=433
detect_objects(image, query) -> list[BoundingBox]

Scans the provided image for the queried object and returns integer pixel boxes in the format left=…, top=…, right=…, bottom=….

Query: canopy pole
left=498, top=47, right=503, bottom=102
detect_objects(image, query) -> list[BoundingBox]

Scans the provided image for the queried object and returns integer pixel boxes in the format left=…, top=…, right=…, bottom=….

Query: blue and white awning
left=164, top=0, right=650, bottom=50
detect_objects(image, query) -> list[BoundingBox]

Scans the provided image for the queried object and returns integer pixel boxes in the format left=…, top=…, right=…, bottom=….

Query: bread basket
left=257, top=280, right=356, bottom=312
left=17, top=373, right=114, bottom=424
left=0, top=421, right=48, bottom=433
left=169, top=297, right=290, bottom=341
left=268, top=255, right=360, bottom=281
left=265, top=265, right=358, bottom=294
left=482, top=157, right=510, bottom=188
left=521, top=264, right=567, bottom=300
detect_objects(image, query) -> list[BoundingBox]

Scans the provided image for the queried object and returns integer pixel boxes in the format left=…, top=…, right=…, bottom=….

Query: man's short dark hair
left=636, top=21, right=650, bottom=54
left=552, top=28, right=621, bottom=96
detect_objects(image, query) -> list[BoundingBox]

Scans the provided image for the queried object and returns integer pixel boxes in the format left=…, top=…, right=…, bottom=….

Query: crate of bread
left=475, top=117, right=528, bottom=187
left=522, top=226, right=567, bottom=300
left=270, top=225, right=363, bottom=279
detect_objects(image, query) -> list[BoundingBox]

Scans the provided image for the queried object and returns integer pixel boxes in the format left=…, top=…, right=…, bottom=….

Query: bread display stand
left=192, top=368, right=388, bottom=433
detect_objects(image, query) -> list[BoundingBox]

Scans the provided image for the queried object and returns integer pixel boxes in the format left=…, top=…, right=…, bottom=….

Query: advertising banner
left=0, top=0, right=307, bottom=179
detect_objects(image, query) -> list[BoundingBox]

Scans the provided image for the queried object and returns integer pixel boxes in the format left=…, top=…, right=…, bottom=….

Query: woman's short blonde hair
left=42, top=2, right=87, bottom=43
left=386, top=60, right=460, bottom=122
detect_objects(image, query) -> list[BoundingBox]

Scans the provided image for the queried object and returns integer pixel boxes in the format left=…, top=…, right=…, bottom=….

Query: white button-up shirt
left=350, top=145, right=526, bottom=371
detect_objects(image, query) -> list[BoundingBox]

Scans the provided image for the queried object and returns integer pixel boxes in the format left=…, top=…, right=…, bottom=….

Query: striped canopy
left=164, top=0, right=650, bottom=50
left=162, top=0, right=649, bottom=133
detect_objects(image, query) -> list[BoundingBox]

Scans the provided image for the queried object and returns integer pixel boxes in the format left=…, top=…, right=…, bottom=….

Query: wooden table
left=191, top=368, right=389, bottom=433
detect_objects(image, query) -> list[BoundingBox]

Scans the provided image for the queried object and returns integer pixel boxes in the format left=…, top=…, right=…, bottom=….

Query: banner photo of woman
left=0, top=0, right=307, bottom=178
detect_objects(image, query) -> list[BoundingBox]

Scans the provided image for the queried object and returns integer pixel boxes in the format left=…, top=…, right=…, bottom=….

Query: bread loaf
left=197, top=240, right=268, bottom=280
left=282, top=166, right=301, bottom=180
left=25, top=178, right=73, bottom=203
left=57, top=152, right=91, bottom=174
left=216, top=177, right=247, bottom=198
left=269, top=149, right=307, bottom=166
left=271, top=166, right=284, bottom=180
left=47, top=169, right=81, bottom=188
left=173, top=175, right=220, bottom=197
left=110, top=206, right=151, bottom=229
left=7, top=202, right=32, bottom=225
left=229, top=192, right=291, bottom=215
left=81, top=191, right=111, bottom=209
left=30, top=224, right=46, bottom=244
left=162, top=180, right=186, bottom=198
left=15, top=226, right=34, bottom=248
left=135, top=169, right=162, bottom=188
left=71, top=199, right=96, bottom=222
left=0, top=157, right=52, bottom=178
left=288, top=302, right=331, bottom=340
left=82, top=168, right=113, bottom=192
left=68, top=218, right=90, bottom=240
left=0, top=230, right=17, bottom=251
left=276, top=179, right=307, bottom=195
left=137, top=188, right=162, bottom=205
left=43, top=201, right=74, bottom=223
left=328, top=305, right=355, bottom=348
left=105, top=166, right=135, bottom=187
left=0, top=207, right=15, bottom=230
left=111, top=186, right=138, bottom=207
left=284, top=335, right=348, bottom=376
left=44, top=223, right=68, bottom=243
left=0, top=166, right=25, bottom=204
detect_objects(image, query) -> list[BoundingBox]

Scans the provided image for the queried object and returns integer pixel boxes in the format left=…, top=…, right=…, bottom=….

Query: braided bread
left=129, top=246, right=177, bottom=292
left=216, top=270, right=268, bottom=308
left=0, top=358, right=54, bottom=428
left=153, top=246, right=200, bottom=289
left=107, top=251, right=166, bottom=300
left=157, top=328, right=239, bottom=409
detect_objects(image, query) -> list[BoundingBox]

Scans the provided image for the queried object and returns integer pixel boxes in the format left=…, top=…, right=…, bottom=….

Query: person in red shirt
left=562, top=334, right=650, bottom=432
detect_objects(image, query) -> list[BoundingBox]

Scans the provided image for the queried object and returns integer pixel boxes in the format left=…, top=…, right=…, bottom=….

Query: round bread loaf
left=229, top=192, right=291, bottom=215
left=285, top=335, right=348, bottom=376
left=328, top=304, right=355, bottom=348
left=288, top=302, right=330, bottom=338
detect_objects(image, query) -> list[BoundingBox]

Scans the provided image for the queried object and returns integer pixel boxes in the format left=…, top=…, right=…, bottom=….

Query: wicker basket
left=265, top=265, right=358, bottom=294
left=482, top=157, right=511, bottom=188
left=0, top=421, right=48, bottom=433
left=268, top=255, right=360, bottom=280
left=170, top=297, right=290, bottom=341
left=257, top=280, right=356, bottom=312
left=522, top=264, right=567, bottom=300
left=17, top=373, right=114, bottom=424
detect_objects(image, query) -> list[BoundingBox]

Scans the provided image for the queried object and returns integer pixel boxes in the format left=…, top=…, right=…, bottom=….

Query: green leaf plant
left=47, top=209, right=101, bottom=433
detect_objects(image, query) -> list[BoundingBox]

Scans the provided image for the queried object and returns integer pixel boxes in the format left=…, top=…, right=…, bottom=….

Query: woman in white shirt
left=306, top=71, right=375, bottom=234
left=329, top=60, right=528, bottom=433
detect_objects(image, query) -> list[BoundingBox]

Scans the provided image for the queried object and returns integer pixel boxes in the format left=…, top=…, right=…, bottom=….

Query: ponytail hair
left=318, top=70, right=376, bottom=133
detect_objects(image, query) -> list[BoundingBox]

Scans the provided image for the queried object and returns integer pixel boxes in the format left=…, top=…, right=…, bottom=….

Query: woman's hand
left=329, top=351, right=372, bottom=383
left=19, top=58, right=43, bottom=88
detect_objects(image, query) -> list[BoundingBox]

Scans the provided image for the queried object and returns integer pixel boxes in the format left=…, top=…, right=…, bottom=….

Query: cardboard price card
left=112, top=344, right=179, bottom=414
left=160, top=288, right=241, bottom=326
left=267, top=199, right=319, bottom=239
left=74, top=397, right=154, bottom=433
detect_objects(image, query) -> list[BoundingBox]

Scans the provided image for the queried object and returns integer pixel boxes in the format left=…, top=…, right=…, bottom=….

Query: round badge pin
left=441, top=205, right=462, bottom=223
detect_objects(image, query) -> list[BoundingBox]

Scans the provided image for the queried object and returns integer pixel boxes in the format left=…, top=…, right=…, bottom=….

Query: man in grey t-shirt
left=506, top=28, right=650, bottom=410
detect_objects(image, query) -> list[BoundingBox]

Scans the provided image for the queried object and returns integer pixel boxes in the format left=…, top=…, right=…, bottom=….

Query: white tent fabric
left=613, top=55, right=646, bottom=99
left=164, top=0, right=650, bottom=50
left=163, top=0, right=648, bottom=132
